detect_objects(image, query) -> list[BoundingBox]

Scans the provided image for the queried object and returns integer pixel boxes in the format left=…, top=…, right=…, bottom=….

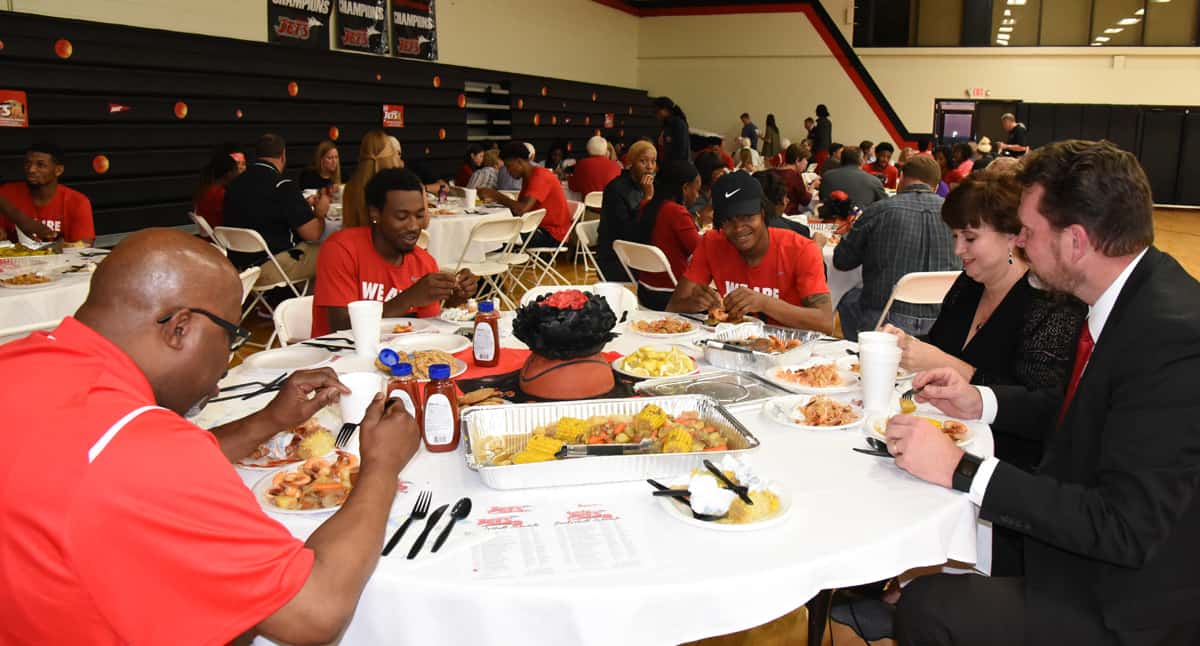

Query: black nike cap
left=711, top=171, right=763, bottom=228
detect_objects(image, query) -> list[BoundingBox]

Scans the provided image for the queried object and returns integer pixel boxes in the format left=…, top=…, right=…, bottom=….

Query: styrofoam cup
left=348, top=300, right=384, bottom=359
left=858, top=331, right=899, bottom=349
left=337, top=372, right=383, bottom=425
left=859, top=345, right=902, bottom=414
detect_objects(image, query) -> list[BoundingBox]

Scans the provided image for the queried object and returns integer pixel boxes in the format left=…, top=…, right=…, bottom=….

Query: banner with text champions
left=391, top=0, right=437, bottom=61
left=268, top=0, right=331, bottom=49
left=336, top=0, right=389, bottom=55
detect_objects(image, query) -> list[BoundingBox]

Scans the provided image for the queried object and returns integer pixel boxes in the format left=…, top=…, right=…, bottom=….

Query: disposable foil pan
left=634, top=370, right=791, bottom=408
left=696, top=321, right=822, bottom=372
left=462, top=394, right=760, bottom=490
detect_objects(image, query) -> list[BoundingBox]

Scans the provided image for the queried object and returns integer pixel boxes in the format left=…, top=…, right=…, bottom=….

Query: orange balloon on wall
left=585, top=116, right=591, bottom=125
left=438, top=128, right=446, bottom=140
left=287, top=81, right=299, bottom=96
left=457, top=94, right=467, bottom=108
left=329, top=126, right=340, bottom=141
left=532, top=114, right=541, bottom=126
left=235, top=109, right=244, bottom=119
left=54, top=39, right=73, bottom=59
left=432, top=75, right=441, bottom=88
left=517, top=98, right=524, bottom=110
left=540, top=86, right=548, bottom=96
left=551, top=115, right=557, bottom=125
left=92, top=155, right=110, bottom=174
left=591, top=91, right=598, bottom=101
left=173, top=102, right=188, bottom=119
left=0, top=39, right=6, bottom=51
left=375, top=73, right=383, bottom=81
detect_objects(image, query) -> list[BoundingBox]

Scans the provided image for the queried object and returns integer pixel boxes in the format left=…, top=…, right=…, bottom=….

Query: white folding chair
left=213, top=226, right=308, bottom=322
left=450, top=218, right=525, bottom=310
left=270, top=295, right=314, bottom=348
left=417, top=229, right=430, bottom=249
left=525, top=201, right=586, bottom=288
left=612, top=240, right=678, bottom=307
left=189, top=211, right=219, bottom=245
left=211, top=243, right=227, bottom=256
left=875, top=271, right=961, bottom=329
left=584, top=191, right=603, bottom=211
left=573, top=220, right=605, bottom=281
left=490, top=209, right=545, bottom=291
left=238, top=266, right=261, bottom=303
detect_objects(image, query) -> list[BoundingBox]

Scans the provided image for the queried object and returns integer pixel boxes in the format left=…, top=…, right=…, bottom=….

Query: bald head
left=77, top=229, right=244, bottom=414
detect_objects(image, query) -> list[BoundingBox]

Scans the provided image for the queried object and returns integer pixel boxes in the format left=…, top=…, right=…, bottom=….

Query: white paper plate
left=439, top=306, right=478, bottom=323
left=763, top=394, right=864, bottom=432
left=625, top=314, right=700, bottom=339
left=235, top=407, right=343, bottom=470
left=379, top=318, right=436, bottom=338
left=0, top=271, right=61, bottom=289
left=863, top=413, right=975, bottom=448
left=612, top=345, right=699, bottom=379
left=762, top=358, right=860, bottom=395
left=382, top=332, right=470, bottom=355
left=251, top=452, right=358, bottom=516
left=655, top=477, right=792, bottom=532
left=835, top=355, right=916, bottom=382
left=241, top=346, right=333, bottom=371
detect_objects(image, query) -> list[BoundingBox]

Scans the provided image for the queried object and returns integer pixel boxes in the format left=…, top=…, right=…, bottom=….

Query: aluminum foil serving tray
left=462, top=395, right=760, bottom=490
left=697, top=321, right=822, bottom=372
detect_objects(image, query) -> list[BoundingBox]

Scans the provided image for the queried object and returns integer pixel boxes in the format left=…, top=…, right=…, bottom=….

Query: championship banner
left=391, top=0, right=437, bottom=60
left=0, top=91, right=28, bottom=128
left=336, top=0, right=389, bottom=55
left=268, top=0, right=330, bottom=49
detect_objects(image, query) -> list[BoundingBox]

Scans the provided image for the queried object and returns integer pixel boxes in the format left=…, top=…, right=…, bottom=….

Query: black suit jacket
left=983, top=247, right=1200, bottom=644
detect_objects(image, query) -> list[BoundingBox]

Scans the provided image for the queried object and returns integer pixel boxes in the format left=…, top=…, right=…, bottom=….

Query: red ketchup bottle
left=422, top=363, right=461, bottom=452
left=386, top=362, right=422, bottom=426
left=472, top=300, right=501, bottom=368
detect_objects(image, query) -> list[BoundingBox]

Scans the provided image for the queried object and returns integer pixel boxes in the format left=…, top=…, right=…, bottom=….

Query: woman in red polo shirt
left=667, top=172, right=834, bottom=333
left=632, top=160, right=701, bottom=311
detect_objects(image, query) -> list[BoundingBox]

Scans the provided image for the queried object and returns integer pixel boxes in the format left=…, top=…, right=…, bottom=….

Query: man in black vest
left=890, top=140, right=1200, bottom=645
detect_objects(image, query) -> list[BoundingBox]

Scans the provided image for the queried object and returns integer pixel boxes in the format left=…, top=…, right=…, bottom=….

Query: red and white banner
left=383, top=104, right=405, bottom=128
left=0, top=90, right=28, bottom=128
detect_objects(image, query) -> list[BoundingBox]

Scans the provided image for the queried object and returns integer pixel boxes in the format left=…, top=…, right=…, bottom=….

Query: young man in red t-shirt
left=0, top=229, right=421, bottom=645
left=314, top=168, right=477, bottom=337
left=479, top=141, right=572, bottom=248
left=862, top=141, right=899, bottom=189
left=0, top=143, right=95, bottom=244
left=667, top=171, right=833, bottom=333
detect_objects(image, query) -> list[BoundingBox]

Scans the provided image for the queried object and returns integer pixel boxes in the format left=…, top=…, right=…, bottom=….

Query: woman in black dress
left=884, top=169, right=1085, bottom=577
left=811, top=104, right=833, bottom=167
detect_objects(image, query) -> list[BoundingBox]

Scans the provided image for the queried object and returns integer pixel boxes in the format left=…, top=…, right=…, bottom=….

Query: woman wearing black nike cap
left=666, top=172, right=834, bottom=333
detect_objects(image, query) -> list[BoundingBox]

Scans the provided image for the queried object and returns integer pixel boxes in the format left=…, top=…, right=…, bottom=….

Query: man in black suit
left=887, top=140, right=1200, bottom=645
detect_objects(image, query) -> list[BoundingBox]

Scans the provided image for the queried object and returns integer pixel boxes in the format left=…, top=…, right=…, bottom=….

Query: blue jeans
left=838, top=287, right=937, bottom=341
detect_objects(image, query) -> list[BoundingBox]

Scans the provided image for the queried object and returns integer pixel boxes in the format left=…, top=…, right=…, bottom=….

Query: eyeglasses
left=156, top=308, right=253, bottom=352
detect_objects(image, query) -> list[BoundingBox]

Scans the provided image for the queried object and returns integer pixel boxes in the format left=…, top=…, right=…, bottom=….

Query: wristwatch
left=952, top=452, right=984, bottom=493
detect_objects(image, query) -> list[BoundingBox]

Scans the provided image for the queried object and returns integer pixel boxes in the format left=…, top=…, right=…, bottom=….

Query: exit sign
left=966, top=87, right=991, bottom=98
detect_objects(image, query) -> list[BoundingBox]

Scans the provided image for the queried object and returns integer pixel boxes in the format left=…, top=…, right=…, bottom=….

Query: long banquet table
left=0, top=248, right=103, bottom=339
left=208, top=314, right=991, bottom=646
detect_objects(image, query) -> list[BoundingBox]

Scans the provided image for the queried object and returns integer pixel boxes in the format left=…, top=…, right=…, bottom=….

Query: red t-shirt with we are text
left=683, top=228, right=828, bottom=326
left=313, top=226, right=442, bottom=336
left=0, top=182, right=95, bottom=242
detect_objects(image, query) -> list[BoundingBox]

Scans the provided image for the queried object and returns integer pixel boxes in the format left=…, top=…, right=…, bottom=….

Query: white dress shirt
left=967, top=248, right=1149, bottom=504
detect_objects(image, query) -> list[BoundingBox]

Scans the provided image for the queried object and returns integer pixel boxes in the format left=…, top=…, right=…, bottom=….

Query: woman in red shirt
left=454, top=143, right=484, bottom=187
left=191, top=150, right=242, bottom=232
left=632, top=160, right=701, bottom=311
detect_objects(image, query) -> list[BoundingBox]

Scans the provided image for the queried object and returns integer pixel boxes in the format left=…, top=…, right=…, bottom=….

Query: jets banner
left=336, top=0, right=389, bottom=55
left=268, top=0, right=331, bottom=49
left=391, top=0, right=437, bottom=61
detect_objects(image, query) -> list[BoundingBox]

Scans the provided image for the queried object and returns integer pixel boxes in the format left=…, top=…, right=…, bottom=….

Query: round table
left=425, top=206, right=514, bottom=268
left=0, top=248, right=101, bottom=341
left=213, top=317, right=991, bottom=646
left=823, top=243, right=862, bottom=309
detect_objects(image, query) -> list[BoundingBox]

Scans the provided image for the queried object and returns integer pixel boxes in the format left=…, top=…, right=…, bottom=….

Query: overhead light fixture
left=1105, top=27, right=1124, bottom=33
left=1094, top=36, right=1111, bottom=42
left=1091, top=42, right=1104, bottom=46
left=1135, top=8, right=1145, bottom=14
left=999, top=26, right=1013, bottom=33
left=1007, top=0, right=1026, bottom=5
left=1118, top=17, right=1141, bottom=25
left=1002, top=18, right=1015, bottom=25
left=1003, top=9, right=1012, bottom=16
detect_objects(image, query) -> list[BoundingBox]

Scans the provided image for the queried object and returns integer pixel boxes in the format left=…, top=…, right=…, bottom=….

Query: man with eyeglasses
left=0, top=229, right=421, bottom=645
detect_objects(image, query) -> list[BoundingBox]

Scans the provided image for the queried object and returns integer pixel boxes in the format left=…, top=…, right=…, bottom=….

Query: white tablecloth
left=426, top=207, right=513, bottom=267
left=0, top=249, right=99, bottom=338
left=216, top=318, right=991, bottom=646
left=824, top=244, right=862, bottom=309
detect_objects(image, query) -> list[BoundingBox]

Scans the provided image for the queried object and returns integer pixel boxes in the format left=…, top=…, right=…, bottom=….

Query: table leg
left=806, top=588, right=834, bottom=646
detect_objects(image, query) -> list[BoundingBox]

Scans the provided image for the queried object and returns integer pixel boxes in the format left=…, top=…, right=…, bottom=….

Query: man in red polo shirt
left=568, top=135, right=621, bottom=197
left=0, top=142, right=95, bottom=244
left=862, top=141, right=899, bottom=189
left=479, top=141, right=572, bottom=248
left=314, top=168, right=477, bottom=337
left=667, top=172, right=833, bottom=333
left=0, top=229, right=420, bottom=646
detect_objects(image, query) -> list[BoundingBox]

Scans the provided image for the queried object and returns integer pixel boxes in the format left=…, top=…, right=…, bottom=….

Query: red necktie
left=1058, top=324, right=1095, bottom=425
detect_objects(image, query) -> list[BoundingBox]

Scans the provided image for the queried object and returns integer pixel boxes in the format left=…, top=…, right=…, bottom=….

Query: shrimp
left=283, top=472, right=313, bottom=487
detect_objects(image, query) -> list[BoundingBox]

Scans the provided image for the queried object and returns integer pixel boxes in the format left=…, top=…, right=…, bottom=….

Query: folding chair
left=417, top=229, right=430, bottom=250
left=189, top=211, right=219, bottom=245
left=270, top=295, right=314, bottom=348
left=525, top=201, right=586, bottom=288
left=875, top=271, right=961, bottom=329
left=213, top=226, right=308, bottom=322
left=450, top=218, right=525, bottom=310
left=584, top=191, right=603, bottom=212
left=612, top=240, right=678, bottom=308
left=573, top=220, right=605, bottom=281
left=490, top=209, right=545, bottom=291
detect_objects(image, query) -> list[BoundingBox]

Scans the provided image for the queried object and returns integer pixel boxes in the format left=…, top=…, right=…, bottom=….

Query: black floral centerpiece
left=512, top=289, right=618, bottom=400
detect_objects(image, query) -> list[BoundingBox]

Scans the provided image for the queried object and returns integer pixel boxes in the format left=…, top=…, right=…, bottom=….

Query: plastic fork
left=382, top=490, right=433, bottom=556
left=334, top=423, right=357, bottom=449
